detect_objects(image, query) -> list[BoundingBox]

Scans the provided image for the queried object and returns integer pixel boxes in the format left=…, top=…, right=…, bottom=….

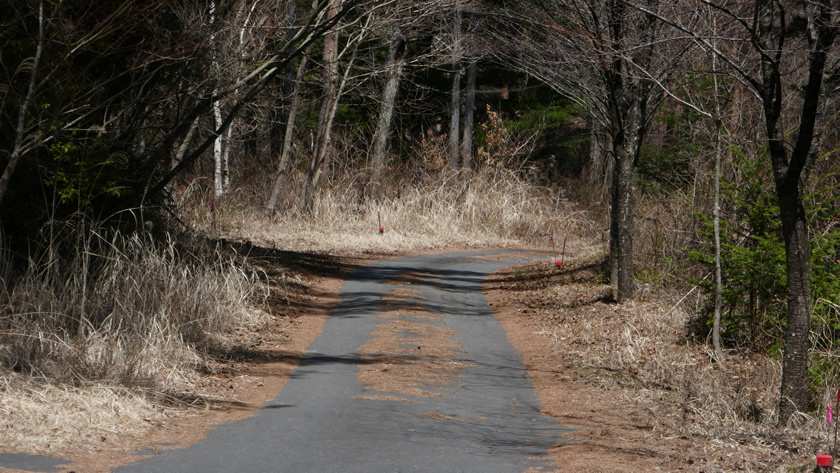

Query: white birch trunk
left=213, top=100, right=224, bottom=198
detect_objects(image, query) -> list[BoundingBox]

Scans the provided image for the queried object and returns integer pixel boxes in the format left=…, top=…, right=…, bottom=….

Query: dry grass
left=0, top=228, right=270, bottom=455
left=0, top=231, right=263, bottom=388
left=180, top=165, right=594, bottom=255
left=0, top=370, right=161, bottom=455
left=511, top=252, right=827, bottom=468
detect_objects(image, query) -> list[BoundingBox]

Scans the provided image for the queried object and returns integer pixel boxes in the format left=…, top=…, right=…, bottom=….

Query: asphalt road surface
left=3, top=250, right=572, bottom=473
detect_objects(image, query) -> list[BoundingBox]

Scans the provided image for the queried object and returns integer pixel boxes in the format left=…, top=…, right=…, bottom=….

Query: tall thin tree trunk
left=307, top=44, right=358, bottom=209
left=711, top=31, right=724, bottom=361
left=461, top=58, right=477, bottom=171
left=301, top=1, right=339, bottom=212
left=266, top=53, right=309, bottom=216
left=448, top=0, right=462, bottom=169
left=209, top=1, right=225, bottom=199
left=223, top=120, right=233, bottom=191
left=369, top=29, right=407, bottom=194
left=301, top=0, right=347, bottom=212
left=271, top=0, right=298, bottom=160
left=173, top=116, right=200, bottom=170
left=213, top=100, right=225, bottom=198
left=712, top=120, right=723, bottom=360
left=0, top=0, right=44, bottom=206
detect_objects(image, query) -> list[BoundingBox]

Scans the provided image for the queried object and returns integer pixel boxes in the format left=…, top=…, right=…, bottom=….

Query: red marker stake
left=560, top=237, right=567, bottom=266
left=818, top=454, right=831, bottom=471
left=378, top=211, right=384, bottom=234
left=556, top=237, right=566, bottom=268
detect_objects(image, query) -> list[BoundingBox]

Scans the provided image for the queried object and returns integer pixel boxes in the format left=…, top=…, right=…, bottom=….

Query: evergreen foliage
left=691, top=151, right=840, bottom=362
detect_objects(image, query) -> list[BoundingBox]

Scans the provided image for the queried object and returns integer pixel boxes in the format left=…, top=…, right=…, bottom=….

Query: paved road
left=1, top=250, right=571, bottom=472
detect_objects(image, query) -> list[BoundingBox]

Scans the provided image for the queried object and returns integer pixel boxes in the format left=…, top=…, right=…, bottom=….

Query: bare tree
left=501, top=0, right=682, bottom=301
left=301, top=2, right=375, bottom=212
left=749, top=0, right=836, bottom=425
left=150, top=0, right=365, bottom=198
left=448, top=0, right=464, bottom=170
left=369, top=27, right=408, bottom=190
left=0, top=0, right=363, bottom=219
left=366, top=0, right=468, bottom=191
left=266, top=51, right=311, bottom=216
left=460, top=10, right=480, bottom=171
left=631, top=0, right=839, bottom=426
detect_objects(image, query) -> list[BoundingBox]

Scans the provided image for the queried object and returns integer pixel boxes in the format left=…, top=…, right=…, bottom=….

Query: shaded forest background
left=3, top=0, right=840, bottom=436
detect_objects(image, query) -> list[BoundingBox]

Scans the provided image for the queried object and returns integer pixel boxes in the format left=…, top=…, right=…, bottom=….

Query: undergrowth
left=0, top=228, right=262, bottom=389
left=521, top=254, right=824, bottom=469
left=0, top=223, right=270, bottom=455
left=182, top=164, right=592, bottom=254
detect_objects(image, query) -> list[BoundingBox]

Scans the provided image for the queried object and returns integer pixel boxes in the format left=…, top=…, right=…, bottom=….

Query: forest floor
left=2, top=246, right=817, bottom=473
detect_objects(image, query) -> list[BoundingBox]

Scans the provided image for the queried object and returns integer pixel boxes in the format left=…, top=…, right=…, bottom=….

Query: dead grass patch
left=421, top=412, right=465, bottom=422
left=182, top=166, right=595, bottom=255
left=385, top=273, right=438, bottom=286
left=0, top=236, right=339, bottom=472
left=358, top=292, right=469, bottom=399
left=489, top=250, right=817, bottom=472
left=0, top=370, right=161, bottom=455
left=352, top=394, right=413, bottom=402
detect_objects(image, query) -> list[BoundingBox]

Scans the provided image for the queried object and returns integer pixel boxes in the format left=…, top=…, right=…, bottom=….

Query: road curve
left=118, top=250, right=570, bottom=473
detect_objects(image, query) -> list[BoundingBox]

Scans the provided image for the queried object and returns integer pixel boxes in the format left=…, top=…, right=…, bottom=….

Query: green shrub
left=690, top=151, right=840, bottom=356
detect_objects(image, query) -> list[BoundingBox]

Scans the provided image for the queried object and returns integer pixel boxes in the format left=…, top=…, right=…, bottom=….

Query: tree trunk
left=448, top=0, right=462, bottom=170
left=712, top=121, right=723, bottom=360
left=777, top=184, right=812, bottom=424
left=266, top=53, right=309, bottom=216
left=223, top=119, right=232, bottom=191
left=0, top=0, right=44, bottom=206
left=369, top=30, right=407, bottom=193
left=611, top=134, right=635, bottom=302
left=607, top=81, right=645, bottom=302
left=301, top=0, right=363, bottom=213
left=301, top=0, right=340, bottom=212
left=213, top=99, right=225, bottom=198
left=461, top=58, right=477, bottom=171
left=270, top=0, right=298, bottom=161
left=755, top=0, right=835, bottom=425
left=710, top=19, right=724, bottom=362
left=209, top=0, right=226, bottom=199
left=173, top=116, right=200, bottom=170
